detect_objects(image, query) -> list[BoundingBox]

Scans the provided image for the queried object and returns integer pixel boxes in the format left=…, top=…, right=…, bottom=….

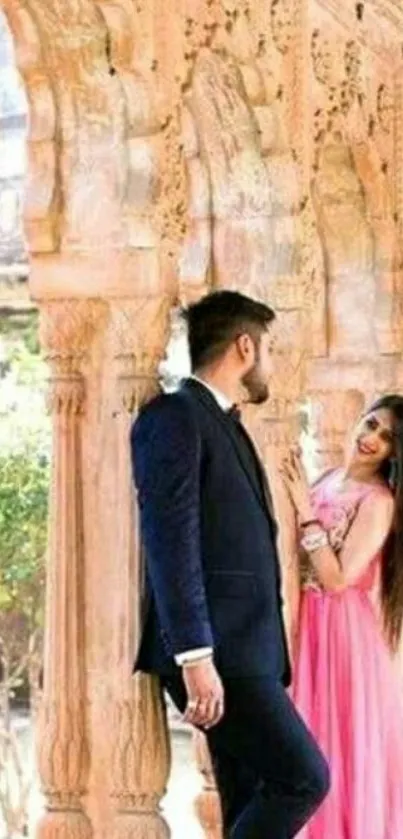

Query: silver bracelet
left=300, top=529, right=328, bottom=553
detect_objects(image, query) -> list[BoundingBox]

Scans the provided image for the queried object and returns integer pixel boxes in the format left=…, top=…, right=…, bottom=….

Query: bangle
left=301, top=530, right=328, bottom=553
left=300, top=518, right=321, bottom=529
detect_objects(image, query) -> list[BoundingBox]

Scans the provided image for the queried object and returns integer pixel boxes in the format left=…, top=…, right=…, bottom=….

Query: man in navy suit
left=131, top=291, right=329, bottom=838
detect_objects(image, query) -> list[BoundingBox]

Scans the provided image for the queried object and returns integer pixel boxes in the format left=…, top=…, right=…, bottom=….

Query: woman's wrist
left=298, top=505, right=315, bottom=524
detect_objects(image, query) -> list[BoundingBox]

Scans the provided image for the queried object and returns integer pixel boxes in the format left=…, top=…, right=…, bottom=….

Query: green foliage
left=0, top=310, right=39, bottom=355
left=0, top=445, right=48, bottom=626
left=0, top=312, right=49, bottom=685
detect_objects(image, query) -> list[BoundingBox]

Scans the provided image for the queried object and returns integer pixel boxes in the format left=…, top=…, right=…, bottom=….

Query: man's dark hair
left=182, top=290, right=275, bottom=371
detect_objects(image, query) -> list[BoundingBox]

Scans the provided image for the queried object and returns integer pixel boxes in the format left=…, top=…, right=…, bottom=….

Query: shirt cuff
left=175, top=647, right=213, bottom=666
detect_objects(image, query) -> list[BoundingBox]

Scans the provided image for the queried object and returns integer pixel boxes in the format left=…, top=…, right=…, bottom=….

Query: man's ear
left=235, top=333, right=255, bottom=363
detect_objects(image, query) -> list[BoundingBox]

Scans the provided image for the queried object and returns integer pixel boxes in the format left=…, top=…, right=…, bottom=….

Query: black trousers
left=163, top=673, right=330, bottom=839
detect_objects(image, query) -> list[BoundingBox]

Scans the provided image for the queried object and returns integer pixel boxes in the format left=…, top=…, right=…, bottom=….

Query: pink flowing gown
left=292, top=470, right=403, bottom=839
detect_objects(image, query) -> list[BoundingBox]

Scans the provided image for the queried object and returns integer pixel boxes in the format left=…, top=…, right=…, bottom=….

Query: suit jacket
left=131, top=378, right=291, bottom=684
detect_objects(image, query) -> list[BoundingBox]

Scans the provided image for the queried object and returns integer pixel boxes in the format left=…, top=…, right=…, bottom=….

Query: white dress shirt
left=175, top=376, right=233, bottom=667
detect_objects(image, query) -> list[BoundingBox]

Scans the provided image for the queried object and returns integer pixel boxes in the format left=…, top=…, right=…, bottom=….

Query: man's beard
left=241, top=361, right=269, bottom=405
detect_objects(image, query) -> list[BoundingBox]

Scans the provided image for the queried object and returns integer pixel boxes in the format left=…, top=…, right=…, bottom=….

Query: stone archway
left=0, top=4, right=175, bottom=839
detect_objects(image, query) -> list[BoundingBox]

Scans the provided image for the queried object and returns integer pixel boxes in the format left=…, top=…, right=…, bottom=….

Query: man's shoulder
left=131, top=387, right=196, bottom=440
left=137, top=387, right=191, bottom=419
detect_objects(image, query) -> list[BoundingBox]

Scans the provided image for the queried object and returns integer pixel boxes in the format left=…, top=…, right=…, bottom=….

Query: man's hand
left=182, top=658, right=225, bottom=729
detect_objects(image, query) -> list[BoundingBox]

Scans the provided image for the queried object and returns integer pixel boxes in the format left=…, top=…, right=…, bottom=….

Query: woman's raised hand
left=279, top=446, right=313, bottom=521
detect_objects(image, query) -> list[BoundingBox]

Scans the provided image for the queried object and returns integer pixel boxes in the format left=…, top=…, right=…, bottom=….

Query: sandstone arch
left=1, top=3, right=403, bottom=839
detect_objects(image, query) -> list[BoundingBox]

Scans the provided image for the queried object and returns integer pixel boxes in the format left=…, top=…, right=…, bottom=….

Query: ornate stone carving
left=376, top=82, right=393, bottom=134
left=193, top=732, right=223, bottom=839
left=270, top=0, right=294, bottom=55
left=111, top=677, right=171, bottom=839
left=97, top=0, right=166, bottom=246
left=39, top=299, right=107, bottom=390
left=393, top=70, right=403, bottom=243
left=110, top=297, right=172, bottom=410
left=298, top=198, right=328, bottom=358
left=23, top=0, right=128, bottom=252
left=179, top=45, right=299, bottom=303
left=109, top=299, right=172, bottom=839
left=2, top=0, right=59, bottom=253
left=308, top=9, right=403, bottom=365
left=312, top=119, right=401, bottom=358
left=312, top=130, right=378, bottom=360
left=310, top=29, right=363, bottom=141
left=3, top=5, right=403, bottom=839
left=35, top=300, right=105, bottom=839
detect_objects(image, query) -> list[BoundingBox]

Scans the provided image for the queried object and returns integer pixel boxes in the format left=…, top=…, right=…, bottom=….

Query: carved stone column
left=256, top=404, right=303, bottom=660
left=193, top=732, right=222, bottom=839
left=35, top=301, right=100, bottom=839
left=109, top=300, right=171, bottom=839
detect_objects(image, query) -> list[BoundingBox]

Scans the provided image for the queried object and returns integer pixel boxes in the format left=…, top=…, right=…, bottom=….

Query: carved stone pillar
left=256, top=404, right=303, bottom=659
left=109, top=300, right=171, bottom=839
left=193, top=732, right=222, bottom=839
left=35, top=301, right=99, bottom=839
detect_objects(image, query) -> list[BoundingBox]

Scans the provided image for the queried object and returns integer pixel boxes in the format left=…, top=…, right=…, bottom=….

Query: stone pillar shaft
left=36, top=303, right=94, bottom=839
left=109, top=301, right=172, bottom=839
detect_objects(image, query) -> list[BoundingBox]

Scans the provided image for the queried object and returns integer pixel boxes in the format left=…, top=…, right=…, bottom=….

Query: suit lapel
left=243, top=431, right=276, bottom=523
left=182, top=379, right=276, bottom=524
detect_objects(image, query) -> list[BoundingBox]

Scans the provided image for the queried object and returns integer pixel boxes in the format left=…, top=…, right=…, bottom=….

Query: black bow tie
left=227, top=404, right=242, bottom=422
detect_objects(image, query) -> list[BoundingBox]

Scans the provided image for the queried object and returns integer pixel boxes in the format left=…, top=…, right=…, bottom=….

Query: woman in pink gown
left=281, top=394, right=403, bottom=839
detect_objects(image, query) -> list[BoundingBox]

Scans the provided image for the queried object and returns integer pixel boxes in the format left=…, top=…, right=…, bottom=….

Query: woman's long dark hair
left=367, top=395, right=403, bottom=651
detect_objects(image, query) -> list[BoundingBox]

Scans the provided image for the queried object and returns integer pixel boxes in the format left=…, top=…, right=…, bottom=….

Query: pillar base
left=112, top=809, right=170, bottom=839
left=36, top=808, right=92, bottom=839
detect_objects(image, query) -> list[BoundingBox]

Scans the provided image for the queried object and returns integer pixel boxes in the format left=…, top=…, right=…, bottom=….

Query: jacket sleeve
left=130, top=395, right=214, bottom=656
